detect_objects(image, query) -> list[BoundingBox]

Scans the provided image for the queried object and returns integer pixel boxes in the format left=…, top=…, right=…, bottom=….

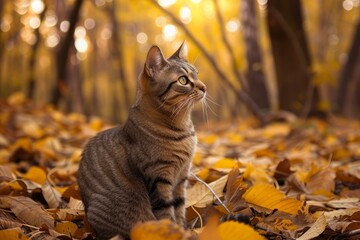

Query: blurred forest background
left=1, top=0, right=360, bottom=124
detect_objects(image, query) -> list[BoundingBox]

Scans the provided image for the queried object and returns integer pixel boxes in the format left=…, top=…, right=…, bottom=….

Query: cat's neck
left=132, top=96, right=193, bottom=130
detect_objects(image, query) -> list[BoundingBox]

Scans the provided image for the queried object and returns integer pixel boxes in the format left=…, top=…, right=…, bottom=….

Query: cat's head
left=138, top=41, right=206, bottom=118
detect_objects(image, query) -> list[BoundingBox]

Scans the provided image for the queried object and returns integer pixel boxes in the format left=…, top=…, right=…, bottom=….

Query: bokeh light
left=136, top=32, right=148, bottom=44
left=75, top=38, right=88, bottom=53
left=30, top=0, right=45, bottom=14
left=163, top=24, right=177, bottom=42
left=158, top=0, right=177, bottom=8
left=180, top=7, right=192, bottom=24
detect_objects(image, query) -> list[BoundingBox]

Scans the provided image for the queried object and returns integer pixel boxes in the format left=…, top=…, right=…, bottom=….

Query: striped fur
left=78, top=42, right=206, bottom=239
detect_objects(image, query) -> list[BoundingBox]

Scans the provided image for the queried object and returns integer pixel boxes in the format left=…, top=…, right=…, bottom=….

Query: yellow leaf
left=243, top=184, right=303, bottom=215
left=212, top=158, right=238, bottom=169
left=89, top=117, right=104, bottom=131
left=11, top=138, right=32, bottom=152
left=55, top=221, right=78, bottom=236
left=196, top=169, right=209, bottom=181
left=262, top=123, right=290, bottom=138
left=217, top=221, right=265, bottom=240
left=130, top=219, right=189, bottom=240
left=21, top=166, right=47, bottom=185
left=243, top=162, right=272, bottom=184
left=202, top=134, right=218, bottom=145
left=22, top=121, right=44, bottom=139
left=0, top=228, right=28, bottom=240
left=226, top=133, right=244, bottom=144
left=192, top=151, right=202, bottom=165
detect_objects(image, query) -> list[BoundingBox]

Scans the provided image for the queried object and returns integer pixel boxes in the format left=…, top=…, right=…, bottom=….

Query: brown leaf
left=306, top=167, right=335, bottom=195
left=10, top=196, right=55, bottom=229
left=42, top=180, right=63, bottom=209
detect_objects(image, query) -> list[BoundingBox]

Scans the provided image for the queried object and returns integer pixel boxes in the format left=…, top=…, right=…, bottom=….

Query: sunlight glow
left=84, top=18, right=96, bottom=30
left=75, top=38, right=88, bottom=53
left=30, top=0, right=45, bottom=14
left=343, top=0, right=353, bottom=10
left=180, top=7, right=192, bottom=24
left=158, top=0, right=176, bottom=8
left=45, top=13, right=58, bottom=27
left=1, top=15, right=12, bottom=32
left=29, top=16, right=41, bottom=29
left=136, top=32, right=148, bottom=44
left=101, top=28, right=112, bottom=40
left=60, top=21, right=70, bottom=32
left=155, top=16, right=167, bottom=27
left=75, top=26, right=86, bottom=38
left=163, top=24, right=177, bottom=42
left=46, top=34, right=60, bottom=48
left=192, top=0, right=201, bottom=3
left=226, top=19, right=240, bottom=32
left=257, top=0, right=268, bottom=6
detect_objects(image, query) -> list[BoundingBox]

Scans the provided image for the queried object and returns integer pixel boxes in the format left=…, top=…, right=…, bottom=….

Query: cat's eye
left=178, top=76, right=189, bottom=85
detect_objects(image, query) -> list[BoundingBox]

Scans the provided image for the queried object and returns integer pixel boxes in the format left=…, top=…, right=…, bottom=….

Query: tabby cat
left=77, top=41, right=206, bottom=240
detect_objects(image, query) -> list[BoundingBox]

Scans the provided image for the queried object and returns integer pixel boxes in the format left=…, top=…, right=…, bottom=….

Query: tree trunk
left=241, top=0, right=270, bottom=110
left=267, top=0, right=319, bottom=116
left=51, top=0, right=84, bottom=106
left=27, top=5, right=47, bottom=99
left=109, top=0, right=131, bottom=122
left=337, top=17, right=360, bottom=118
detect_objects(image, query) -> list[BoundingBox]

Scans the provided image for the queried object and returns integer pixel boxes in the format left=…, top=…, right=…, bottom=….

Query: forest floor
left=1, top=93, right=360, bottom=240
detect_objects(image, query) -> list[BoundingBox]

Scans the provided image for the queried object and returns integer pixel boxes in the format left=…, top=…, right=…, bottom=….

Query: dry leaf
left=198, top=216, right=220, bottom=240
left=20, top=166, right=47, bottom=185
left=42, top=180, right=63, bottom=208
left=0, top=227, right=28, bottom=240
left=10, top=196, right=55, bottom=228
left=55, top=221, right=78, bottom=236
left=218, top=221, right=266, bottom=240
left=186, top=175, right=228, bottom=208
left=296, top=214, right=326, bottom=240
left=306, top=167, right=335, bottom=195
left=130, top=219, right=190, bottom=240
left=243, top=184, right=304, bottom=215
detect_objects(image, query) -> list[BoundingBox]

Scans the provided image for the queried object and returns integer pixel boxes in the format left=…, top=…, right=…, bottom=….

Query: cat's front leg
left=173, top=176, right=187, bottom=227
left=148, top=176, right=176, bottom=221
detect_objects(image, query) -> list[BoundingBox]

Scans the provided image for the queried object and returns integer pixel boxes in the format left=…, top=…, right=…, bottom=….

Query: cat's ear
left=145, top=45, right=168, bottom=78
left=170, top=41, right=188, bottom=60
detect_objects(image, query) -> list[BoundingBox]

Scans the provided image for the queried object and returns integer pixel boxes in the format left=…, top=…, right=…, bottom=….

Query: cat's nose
left=197, top=82, right=206, bottom=93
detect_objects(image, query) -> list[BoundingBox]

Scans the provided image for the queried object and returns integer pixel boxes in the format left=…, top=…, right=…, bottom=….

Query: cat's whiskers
left=170, top=95, right=197, bottom=121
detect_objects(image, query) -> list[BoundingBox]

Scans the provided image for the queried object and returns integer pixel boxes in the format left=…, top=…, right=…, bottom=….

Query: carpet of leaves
left=1, top=94, right=360, bottom=240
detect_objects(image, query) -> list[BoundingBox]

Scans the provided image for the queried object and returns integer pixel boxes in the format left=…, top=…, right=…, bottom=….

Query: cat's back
left=77, top=126, right=138, bottom=206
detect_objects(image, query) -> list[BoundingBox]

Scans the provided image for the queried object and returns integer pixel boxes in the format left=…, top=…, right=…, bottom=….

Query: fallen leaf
left=218, top=221, right=266, bottom=240
left=186, top=175, right=228, bottom=208
left=130, top=219, right=191, bottom=240
left=55, top=221, right=78, bottom=236
left=10, top=196, right=55, bottom=228
left=20, top=166, right=47, bottom=185
left=242, top=184, right=304, bottom=215
left=296, top=214, right=326, bottom=240
left=42, top=180, right=63, bottom=208
left=0, top=227, right=28, bottom=240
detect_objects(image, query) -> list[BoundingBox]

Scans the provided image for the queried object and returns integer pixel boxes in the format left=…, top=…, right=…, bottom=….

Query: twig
left=190, top=172, right=230, bottom=213
left=332, top=229, right=360, bottom=240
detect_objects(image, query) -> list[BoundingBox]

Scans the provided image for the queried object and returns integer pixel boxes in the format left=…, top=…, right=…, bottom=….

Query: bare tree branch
left=213, top=0, right=248, bottom=91
left=149, top=0, right=265, bottom=124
